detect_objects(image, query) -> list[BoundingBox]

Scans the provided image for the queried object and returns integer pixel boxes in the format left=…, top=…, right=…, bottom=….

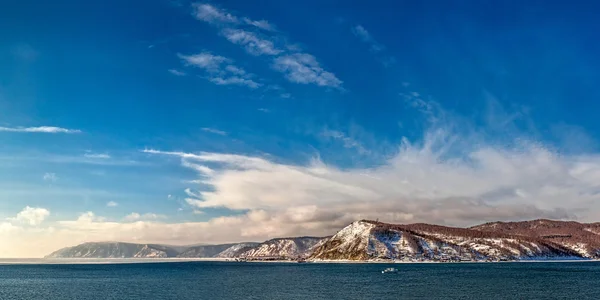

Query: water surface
left=1, top=261, right=598, bottom=299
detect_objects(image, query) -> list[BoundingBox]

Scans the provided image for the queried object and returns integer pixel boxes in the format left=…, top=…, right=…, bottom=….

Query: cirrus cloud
left=272, top=54, right=343, bottom=89
left=0, top=126, right=81, bottom=134
left=177, top=51, right=262, bottom=89
left=190, top=2, right=343, bottom=89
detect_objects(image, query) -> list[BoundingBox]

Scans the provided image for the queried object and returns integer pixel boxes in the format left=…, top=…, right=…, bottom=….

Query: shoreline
left=0, top=257, right=598, bottom=265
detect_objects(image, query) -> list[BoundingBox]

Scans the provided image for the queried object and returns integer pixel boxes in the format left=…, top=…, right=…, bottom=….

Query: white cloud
left=83, top=153, right=111, bottom=159
left=7, top=123, right=600, bottom=258
left=123, top=213, right=141, bottom=221
left=178, top=52, right=261, bottom=89
left=191, top=2, right=275, bottom=32
left=243, top=18, right=275, bottom=31
left=224, top=65, right=246, bottom=75
left=124, top=212, right=166, bottom=222
left=351, top=24, right=395, bottom=66
left=168, top=69, right=187, bottom=76
left=0, top=126, right=81, bottom=133
left=8, top=97, right=600, bottom=258
left=258, top=108, right=271, bottom=113
left=221, top=29, right=282, bottom=56
left=106, top=201, right=118, bottom=207
left=272, top=54, right=343, bottom=88
left=201, top=127, right=227, bottom=135
left=192, top=3, right=239, bottom=25
left=322, top=129, right=370, bottom=155
left=209, top=76, right=261, bottom=89
left=11, top=206, right=50, bottom=226
left=0, top=222, right=19, bottom=234
left=178, top=52, right=229, bottom=72
left=351, top=25, right=384, bottom=52
left=143, top=105, right=600, bottom=238
left=76, top=211, right=106, bottom=223
left=189, top=3, right=342, bottom=89
left=43, top=173, right=57, bottom=183
left=352, top=25, right=372, bottom=43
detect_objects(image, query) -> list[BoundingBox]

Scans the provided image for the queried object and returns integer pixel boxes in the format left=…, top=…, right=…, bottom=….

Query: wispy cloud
left=106, top=201, right=119, bottom=207
left=322, top=129, right=370, bottom=155
left=0, top=126, right=82, bottom=134
left=351, top=25, right=383, bottom=52
left=190, top=3, right=343, bottom=89
left=168, top=69, right=187, bottom=76
left=401, top=91, right=442, bottom=124
left=178, top=52, right=229, bottom=71
left=273, top=54, right=343, bottom=89
left=191, top=3, right=276, bottom=32
left=351, top=24, right=395, bottom=67
left=209, top=76, right=261, bottom=89
left=83, top=153, right=111, bottom=159
left=42, top=173, right=58, bottom=183
left=201, top=127, right=227, bottom=135
left=192, top=3, right=239, bottom=25
left=258, top=108, right=271, bottom=113
left=243, top=18, right=276, bottom=31
left=0, top=152, right=142, bottom=167
left=178, top=51, right=262, bottom=89
left=124, top=212, right=166, bottom=222
left=224, top=65, right=246, bottom=75
left=263, top=85, right=292, bottom=98
left=221, top=29, right=282, bottom=56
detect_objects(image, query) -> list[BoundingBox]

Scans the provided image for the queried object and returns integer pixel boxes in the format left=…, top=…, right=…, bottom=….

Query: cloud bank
left=3, top=96, right=600, bottom=258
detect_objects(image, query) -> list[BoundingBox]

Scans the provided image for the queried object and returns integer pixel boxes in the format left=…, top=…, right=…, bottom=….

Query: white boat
left=381, top=267, right=398, bottom=274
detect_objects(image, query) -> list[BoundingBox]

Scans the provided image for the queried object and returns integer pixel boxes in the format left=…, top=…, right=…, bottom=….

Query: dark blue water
left=1, top=261, right=599, bottom=299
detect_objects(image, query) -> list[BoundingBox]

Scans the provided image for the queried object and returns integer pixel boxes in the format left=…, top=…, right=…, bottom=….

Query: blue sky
left=2, top=0, right=600, bottom=257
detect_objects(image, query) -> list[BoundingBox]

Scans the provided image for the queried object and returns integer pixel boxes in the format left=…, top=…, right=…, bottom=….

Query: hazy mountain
left=45, top=242, right=182, bottom=258
left=177, top=244, right=239, bottom=258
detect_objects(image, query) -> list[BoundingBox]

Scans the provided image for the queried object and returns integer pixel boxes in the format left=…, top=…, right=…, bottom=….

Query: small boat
left=381, top=267, right=398, bottom=274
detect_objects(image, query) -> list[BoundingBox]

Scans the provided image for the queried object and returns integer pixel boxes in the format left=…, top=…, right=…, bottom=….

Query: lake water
left=1, top=261, right=599, bottom=299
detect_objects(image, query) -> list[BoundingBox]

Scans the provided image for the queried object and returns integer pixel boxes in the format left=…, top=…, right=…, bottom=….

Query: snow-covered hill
left=310, top=220, right=583, bottom=261
left=471, top=219, right=600, bottom=258
left=216, top=243, right=260, bottom=258
left=45, top=242, right=180, bottom=258
left=46, top=219, right=600, bottom=261
left=240, top=237, right=328, bottom=259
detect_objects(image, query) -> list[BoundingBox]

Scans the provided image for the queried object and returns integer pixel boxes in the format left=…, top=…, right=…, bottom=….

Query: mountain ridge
left=46, top=219, right=600, bottom=261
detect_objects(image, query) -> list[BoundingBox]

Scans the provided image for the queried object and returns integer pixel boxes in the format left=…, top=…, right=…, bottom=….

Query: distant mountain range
left=46, top=219, right=600, bottom=261
left=45, top=238, right=328, bottom=260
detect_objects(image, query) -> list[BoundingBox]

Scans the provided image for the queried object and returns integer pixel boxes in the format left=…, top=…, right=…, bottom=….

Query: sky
left=1, top=0, right=600, bottom=257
